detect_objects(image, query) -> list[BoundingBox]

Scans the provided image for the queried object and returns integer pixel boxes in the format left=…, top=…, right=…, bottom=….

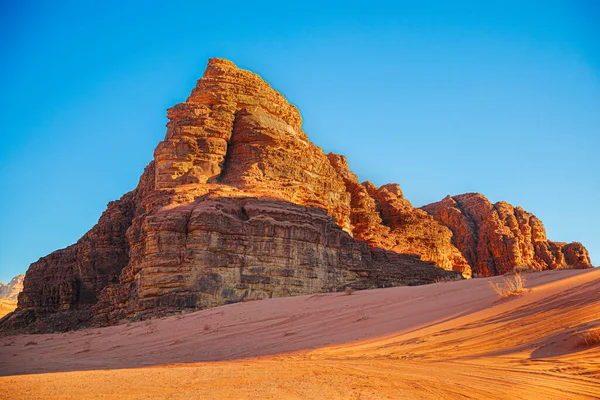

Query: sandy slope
left=0, top=299, right=17, bottom=319
left=1, top=268, right=599, bottom=399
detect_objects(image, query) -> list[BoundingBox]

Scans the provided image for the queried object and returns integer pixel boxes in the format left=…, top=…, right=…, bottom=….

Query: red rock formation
left=421, top=193, right=592, bottom=276
left=2, top=59, right=590, bottom=333
left=327, top=154, right=471, bottom=276
left=2, top=59, right=467, bottom=333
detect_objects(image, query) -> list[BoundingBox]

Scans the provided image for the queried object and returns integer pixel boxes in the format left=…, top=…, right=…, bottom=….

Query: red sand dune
left=1, top=268, right=599, bottom=399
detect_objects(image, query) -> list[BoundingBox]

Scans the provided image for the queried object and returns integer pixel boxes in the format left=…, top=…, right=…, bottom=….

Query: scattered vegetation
left=344, top=287, right=355, bottom=295
left=579, top=329, right=600, bottom=348
left=512, top=265, right=537, bottom=274
left=356, top=307, right=369, bottom=322
left=489, top=273, right=526, bottom=298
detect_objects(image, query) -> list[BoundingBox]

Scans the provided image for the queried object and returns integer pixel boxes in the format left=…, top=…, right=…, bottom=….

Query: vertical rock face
left=421, top=193, right=592, bottom=276
left=154, top=59, right=351, bottom=231
left=1, top=59, right=590, bottom=332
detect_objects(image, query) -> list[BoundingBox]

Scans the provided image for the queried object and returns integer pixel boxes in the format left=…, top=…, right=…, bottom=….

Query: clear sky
left=1, top=1, right=598, bottom=282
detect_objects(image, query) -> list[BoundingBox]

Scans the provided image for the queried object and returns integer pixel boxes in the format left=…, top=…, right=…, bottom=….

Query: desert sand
left=0, top=299, right=17, bottom=319
left=1, top=268, right=599, bottom=399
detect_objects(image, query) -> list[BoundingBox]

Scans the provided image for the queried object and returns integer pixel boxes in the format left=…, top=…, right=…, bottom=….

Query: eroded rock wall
left=2, top=58, right=590, bottom=333
left=421, top=193, right=592, bottom=276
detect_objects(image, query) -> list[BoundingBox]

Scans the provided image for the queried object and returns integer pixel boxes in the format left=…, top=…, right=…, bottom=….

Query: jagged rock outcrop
left=1, top=59, right=469, bottom=333
left=421, top=193, right=592, bottom=276
left=327, top=154, right=471, bottom=276
left=2, top=59, right=591, bottom=333
left=0, top=274, right=24, bottom=300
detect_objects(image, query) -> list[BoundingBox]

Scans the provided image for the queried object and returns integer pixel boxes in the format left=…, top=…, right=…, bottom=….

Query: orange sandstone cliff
left=1, top=59, right=466, bottom=333
left=0, top=59, right=590, bottom=333
left=421, top=193, right=591, bottom=276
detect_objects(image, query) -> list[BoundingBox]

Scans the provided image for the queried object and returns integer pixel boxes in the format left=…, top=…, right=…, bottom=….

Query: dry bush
left=513, top=265, right=536, bottom=274
left=355, top=307, right=369, bottom=322
left=489, top=273, right=526, bottom=298
left=344, top=286, right=354, bottom=295
left=580, top=329, right=600, bottom=347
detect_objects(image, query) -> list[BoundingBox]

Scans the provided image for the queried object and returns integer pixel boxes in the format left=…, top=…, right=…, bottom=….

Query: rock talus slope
left=421, top=193, right=592, bottom=276
left=2, top=59, right=471, bottom=333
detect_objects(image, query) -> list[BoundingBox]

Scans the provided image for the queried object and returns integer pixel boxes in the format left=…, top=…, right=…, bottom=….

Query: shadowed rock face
left=1, top=59, right=468, bottom=333
left=421, top=193, right=592, bottom=276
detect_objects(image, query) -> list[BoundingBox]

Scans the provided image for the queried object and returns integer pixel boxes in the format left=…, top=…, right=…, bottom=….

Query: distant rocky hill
left=421, top=194, right=591, bottom=276
left=0, top=59, right=591, bottom=333
left=0, top=274, right=24, bottom=301
left=0, top=274, right=24, bottom=318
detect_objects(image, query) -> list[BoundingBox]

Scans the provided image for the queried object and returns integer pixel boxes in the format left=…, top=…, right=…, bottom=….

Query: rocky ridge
left=0, top=274, right=24, bottom=301
left=0, top=59, right=591, bottom=333
left=1, top=59, right=466, bottom=333
left=0, top=274, right=24, bottom=319
left=421, top=193, right=592, bottom=276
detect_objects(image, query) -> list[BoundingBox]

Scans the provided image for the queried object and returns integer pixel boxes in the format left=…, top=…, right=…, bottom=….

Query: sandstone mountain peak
left=0, top=59, right=591, bottom=333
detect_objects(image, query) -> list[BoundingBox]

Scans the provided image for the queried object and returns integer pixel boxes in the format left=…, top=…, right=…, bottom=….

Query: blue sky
left=1, top=1, right=598, bottom=282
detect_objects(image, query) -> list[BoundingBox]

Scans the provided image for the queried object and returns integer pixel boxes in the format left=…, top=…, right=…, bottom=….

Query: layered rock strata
left=1, top=59, right=591, bottom=333
left=1, top=59, right=470, bottom=333
left=421, top=193, right=592, bottom=276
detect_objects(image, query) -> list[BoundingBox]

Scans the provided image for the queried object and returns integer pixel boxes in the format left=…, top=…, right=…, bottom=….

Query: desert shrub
left=513, top=265, right=536, bottom=274
left=489, top=273, right=526, bottom=298
left=344, top=286, right=355, bottom=295
left=580, top=329, right=600, bottom=347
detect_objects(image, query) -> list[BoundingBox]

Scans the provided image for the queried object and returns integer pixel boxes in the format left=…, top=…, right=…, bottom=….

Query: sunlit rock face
left=422, top=193, right=592, bottom=276
left=0, top=275, right=24, bottom=319
left=0, top=274, right=24, bottom=301
left=2, top=59, right=589, bottom=333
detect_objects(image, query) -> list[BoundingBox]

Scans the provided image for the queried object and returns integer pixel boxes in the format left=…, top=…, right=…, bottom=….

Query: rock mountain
left=0, top=59, right=591, bottom=333
left=0, top=274, right=24, bottom=301
left=0, top=274, right=24, bottom=319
